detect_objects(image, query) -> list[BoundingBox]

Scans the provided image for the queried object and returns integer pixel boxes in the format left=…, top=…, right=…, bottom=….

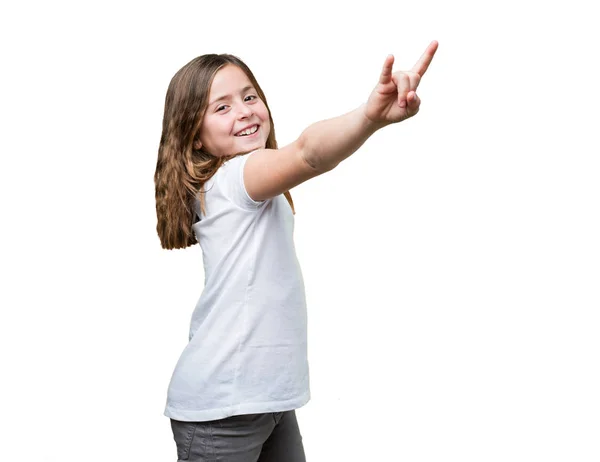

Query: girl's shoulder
left=207, top=152, right=266, bottom=211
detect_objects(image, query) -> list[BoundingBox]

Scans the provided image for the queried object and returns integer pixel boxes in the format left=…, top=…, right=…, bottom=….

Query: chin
left=237, top=140, right=266, bottom=153
left=232, top=145, right=261, bottom=157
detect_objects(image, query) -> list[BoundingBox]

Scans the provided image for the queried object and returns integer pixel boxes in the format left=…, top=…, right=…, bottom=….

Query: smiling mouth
left=235, top=125, right=259, bottom=137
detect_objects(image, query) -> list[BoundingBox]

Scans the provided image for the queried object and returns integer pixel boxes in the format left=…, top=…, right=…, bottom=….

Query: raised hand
left=365, top=41, right=438, bottom=126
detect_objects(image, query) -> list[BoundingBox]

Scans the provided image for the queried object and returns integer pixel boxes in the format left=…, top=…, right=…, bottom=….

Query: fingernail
left=399, top=100, right=406, bottom=108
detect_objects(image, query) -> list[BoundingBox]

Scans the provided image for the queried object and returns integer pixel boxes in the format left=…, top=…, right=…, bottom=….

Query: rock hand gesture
left=365, top=40, right=439, bottom=126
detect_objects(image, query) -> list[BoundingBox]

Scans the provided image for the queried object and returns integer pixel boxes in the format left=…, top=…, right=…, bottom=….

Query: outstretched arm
left=244, top=41, right=439, bottom=201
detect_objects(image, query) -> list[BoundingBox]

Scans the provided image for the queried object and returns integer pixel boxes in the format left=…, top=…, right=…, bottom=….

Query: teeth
left=236, top=125, right=258, bottom=136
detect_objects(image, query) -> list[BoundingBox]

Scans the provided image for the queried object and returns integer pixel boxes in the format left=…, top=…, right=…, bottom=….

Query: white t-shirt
left=164, top=152, right=310, bottom=422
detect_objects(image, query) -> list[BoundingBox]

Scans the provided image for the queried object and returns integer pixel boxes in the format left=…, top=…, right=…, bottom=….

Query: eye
left=216, top=105, right=228, bottom=112
left=244, top=95, right=257, bottom=102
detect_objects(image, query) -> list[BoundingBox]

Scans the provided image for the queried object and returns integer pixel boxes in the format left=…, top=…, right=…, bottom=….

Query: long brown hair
left=154, top=54, right=295, bottom=250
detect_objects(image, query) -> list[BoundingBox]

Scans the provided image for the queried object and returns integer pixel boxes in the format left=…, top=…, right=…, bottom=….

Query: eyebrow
left=209, top=85, right=255, bottom=106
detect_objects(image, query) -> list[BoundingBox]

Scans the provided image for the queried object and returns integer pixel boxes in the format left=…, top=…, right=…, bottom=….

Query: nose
left=237, top=103, right=253, bottom=119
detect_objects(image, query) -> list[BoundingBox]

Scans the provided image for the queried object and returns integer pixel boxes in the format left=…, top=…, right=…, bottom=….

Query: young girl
left=155, top=41, right=438, bottom=461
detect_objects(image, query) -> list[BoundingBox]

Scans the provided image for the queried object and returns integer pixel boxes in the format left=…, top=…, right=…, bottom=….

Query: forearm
left=298, top=104, right=385, bottom=172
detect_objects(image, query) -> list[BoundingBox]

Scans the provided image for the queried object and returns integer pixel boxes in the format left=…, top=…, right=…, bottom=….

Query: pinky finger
left=379, top=54, right=394, bottom=84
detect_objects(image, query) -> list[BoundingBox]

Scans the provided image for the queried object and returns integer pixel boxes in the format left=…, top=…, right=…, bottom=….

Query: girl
left=155, top=41, right=438, bottom=461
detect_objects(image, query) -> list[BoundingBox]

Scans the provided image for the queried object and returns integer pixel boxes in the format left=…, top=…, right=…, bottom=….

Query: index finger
left=411, top=40, right=439, bottom=77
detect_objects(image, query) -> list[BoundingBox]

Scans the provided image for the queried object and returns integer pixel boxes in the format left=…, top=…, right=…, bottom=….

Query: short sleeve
left=218, top=152, right=267, bottom=210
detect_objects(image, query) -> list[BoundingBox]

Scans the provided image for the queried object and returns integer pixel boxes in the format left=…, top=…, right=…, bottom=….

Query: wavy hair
left=154, top=54, right=295, bottom=249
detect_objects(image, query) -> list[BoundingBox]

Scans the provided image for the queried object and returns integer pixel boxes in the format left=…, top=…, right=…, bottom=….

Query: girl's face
left=197, top=64, right=270, bottom=157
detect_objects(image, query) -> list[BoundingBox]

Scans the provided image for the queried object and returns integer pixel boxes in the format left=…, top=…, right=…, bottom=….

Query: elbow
left=297, top=134, right=338, bottom=174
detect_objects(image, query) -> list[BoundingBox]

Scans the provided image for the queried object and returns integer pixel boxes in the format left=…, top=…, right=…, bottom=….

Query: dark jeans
left=170, top=410, right=306, bottom=461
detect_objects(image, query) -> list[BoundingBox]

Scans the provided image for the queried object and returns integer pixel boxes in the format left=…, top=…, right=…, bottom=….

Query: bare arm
left=297, top=104, right=382, bottom=172
left=244, top=105, right=381, bottom=201
left=244, top=41, right=439, bottom=202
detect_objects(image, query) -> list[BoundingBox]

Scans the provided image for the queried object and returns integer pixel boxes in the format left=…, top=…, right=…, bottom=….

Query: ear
left=193, top=139, right=202, bottom=150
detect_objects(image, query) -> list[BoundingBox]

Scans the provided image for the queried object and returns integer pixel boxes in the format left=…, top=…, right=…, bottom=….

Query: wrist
left=360, top=103, right=388, bottom=132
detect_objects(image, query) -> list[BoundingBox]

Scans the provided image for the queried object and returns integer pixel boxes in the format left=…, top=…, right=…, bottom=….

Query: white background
left=1, top=0, right=599, bottom=460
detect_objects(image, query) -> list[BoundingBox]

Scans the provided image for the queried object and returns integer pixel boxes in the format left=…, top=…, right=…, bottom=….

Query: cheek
left=258, top=105, right=270, bottom=121
left=199, top=118, right=228, bottom=148
left=257, top=105, right=271, bottom=130
left=209, top=118, right=232, bottom=138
